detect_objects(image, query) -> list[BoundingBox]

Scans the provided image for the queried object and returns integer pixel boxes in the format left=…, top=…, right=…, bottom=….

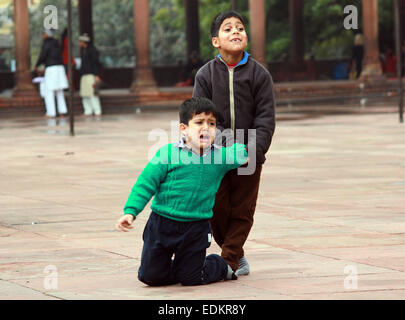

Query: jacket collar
left=217, top=51, right=249, bottom=68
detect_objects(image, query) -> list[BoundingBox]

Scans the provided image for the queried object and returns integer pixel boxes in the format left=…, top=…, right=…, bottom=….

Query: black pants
left=138, top=212, right=228, bottom=286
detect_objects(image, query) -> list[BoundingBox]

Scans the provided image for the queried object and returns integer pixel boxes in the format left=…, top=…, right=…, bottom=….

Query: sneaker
left=226, top=265, right=238, bottom=280
left=235, top=256, right=250, bottom=276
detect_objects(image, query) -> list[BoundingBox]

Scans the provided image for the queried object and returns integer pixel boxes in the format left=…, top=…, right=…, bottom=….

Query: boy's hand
left=116, top=214, right=134, bottom=232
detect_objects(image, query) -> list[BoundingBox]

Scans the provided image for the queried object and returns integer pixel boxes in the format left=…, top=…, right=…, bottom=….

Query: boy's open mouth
left=199, top=134, right=211, bottom=142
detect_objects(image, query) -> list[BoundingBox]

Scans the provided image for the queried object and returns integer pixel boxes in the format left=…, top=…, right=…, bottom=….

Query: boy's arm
left=249, top=69, right=276, bottom=163
left=222, top=143, right=248, bottom=170
left=123, top=146, right=169, bottom=219
left=192, top=67, right=212, bottom=99
left=35, top=42, right=48, bottom=68
left=91, top=47, right=101, bottom=76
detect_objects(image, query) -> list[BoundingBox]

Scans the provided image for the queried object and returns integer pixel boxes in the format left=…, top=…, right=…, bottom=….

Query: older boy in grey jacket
left=193, top=10, right=276, bottom=276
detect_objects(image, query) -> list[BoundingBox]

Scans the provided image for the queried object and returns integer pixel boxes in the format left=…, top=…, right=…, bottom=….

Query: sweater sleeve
left=123, top=145, right=169, bottom=218
left=222, top=143, right=248, bottom=171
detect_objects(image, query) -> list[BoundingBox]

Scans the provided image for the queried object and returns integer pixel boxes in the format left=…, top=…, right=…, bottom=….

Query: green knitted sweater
left=123, top=143, right=247, bottom=222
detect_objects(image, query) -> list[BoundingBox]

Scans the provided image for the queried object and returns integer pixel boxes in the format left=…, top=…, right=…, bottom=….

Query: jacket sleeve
left=192, top=67, right=212, bottom=99
left=35, top=42, right=49, bottom=67
left=91, top=47, right=100, bottom=75
left=193, top=65, right=229, bottom=142
left=249, top=67, right=276, bottom=163
left=123, top=146, right=169, bottom=218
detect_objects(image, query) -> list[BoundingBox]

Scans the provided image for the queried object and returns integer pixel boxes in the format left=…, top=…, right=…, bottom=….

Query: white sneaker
left=235, top=256, right=250, bottom=276
left=226, top=265, right=238, bottom=280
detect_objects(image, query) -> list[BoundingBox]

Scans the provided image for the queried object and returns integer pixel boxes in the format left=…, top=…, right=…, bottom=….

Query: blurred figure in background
left=60, top=28, right=76, bottom=75
left=383, top=49, right=396, bottom=78
left=78, top=33, right=102, bottom=117
left=176, top=51, right=203, bottom=87
left=349, top=33, right=364, bottom=79
left=34, top=29, right=68, bottom=118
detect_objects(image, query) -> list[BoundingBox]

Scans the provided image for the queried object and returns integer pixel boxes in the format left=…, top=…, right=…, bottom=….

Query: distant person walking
left=0, top=48, right=9, bottom=71
left=60, top=28, right=76, bottom=74
left=78, top=33, right=102, bottom=117
left=35, top=29, right=68, bottom=118
left=350, top=33, right=364, bottom=79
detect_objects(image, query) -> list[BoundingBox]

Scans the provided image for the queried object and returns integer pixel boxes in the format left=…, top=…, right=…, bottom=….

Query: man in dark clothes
left=78, top=33, right=102, bottom=116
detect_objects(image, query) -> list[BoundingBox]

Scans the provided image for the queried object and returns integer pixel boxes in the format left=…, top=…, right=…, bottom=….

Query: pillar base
left=130, top=83, right=159, bottom=95
left=130, top=66, right=159, bottom=95
left=359, top=62, right=384, bottom=83
left=12, top=86, right=39, bottom=98
left=359, top=72, right=385, bottom=83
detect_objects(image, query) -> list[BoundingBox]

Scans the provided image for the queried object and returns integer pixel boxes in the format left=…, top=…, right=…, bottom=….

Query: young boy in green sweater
left=115, top=97, right=248, bottom=286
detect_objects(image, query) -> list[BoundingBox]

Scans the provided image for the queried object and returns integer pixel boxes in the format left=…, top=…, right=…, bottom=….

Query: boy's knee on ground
left=138, top=268, right=169, bottom=287
left=180, top=277, right=202, bottom=286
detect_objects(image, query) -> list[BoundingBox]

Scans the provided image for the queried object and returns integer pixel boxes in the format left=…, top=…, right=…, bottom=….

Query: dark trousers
left=138, top=212, right=228, bottom=286
left=212, top=165, right=262, bottom=271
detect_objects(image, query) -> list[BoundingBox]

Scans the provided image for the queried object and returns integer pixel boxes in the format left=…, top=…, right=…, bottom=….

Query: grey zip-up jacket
left=193, top=52, right=276, bottom=165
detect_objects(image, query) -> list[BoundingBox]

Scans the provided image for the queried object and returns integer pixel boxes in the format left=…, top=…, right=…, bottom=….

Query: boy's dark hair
left=210, top=10, right=246, bottom=38
left=179, top=97, right=219, bottom=124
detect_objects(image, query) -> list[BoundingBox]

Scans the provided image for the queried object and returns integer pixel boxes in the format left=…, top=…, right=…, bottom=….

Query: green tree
left=4, top=0, right=398, bottom=70
left=92, top=0, right=186, bottom=66
left=92, top=0, right=134, bottom=67
left=267, top=0, right=394, bottom=61
left=151, top=0, right=249, bottom=63
left=150, top=0, right=186, bottom=65
left=378, top=0, right=394, bottom=53
left=267, top=0, right=290, bottom=61
left=303, top=0, right=362, bottom=60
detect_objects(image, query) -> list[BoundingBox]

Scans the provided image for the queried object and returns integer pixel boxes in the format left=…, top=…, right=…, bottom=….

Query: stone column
left=400, top=0, right=405, bottom=45
left=13, top=0, right=36, bottom=96
left=78, top=0, right=94, bottom=42
left=130, top=0, right=158, bottom=94
left=360, top=0, right=383, bottom=79
left=249, top=0, right=267, bottom=67
left=289, top=0, right=304, bottom=63
left=184, top=0, right=200, bottom=63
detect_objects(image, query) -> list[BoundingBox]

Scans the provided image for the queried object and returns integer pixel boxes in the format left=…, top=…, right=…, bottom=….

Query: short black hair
left=210, top=10, right=246, bottom=38
left=179, top=97, right=219, bottom=125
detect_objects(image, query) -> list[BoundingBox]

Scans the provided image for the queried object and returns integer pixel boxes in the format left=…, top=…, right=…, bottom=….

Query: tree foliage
left=92, top=0, right=134, bottom=67
left=150, top=0, right=186, bottom=65
left=0, top=0, right=397, bottom=69
left=303, top=0, right=363, bottom=60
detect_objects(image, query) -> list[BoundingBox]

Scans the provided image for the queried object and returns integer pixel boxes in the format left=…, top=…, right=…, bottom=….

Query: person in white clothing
left=78, top=33, right=102, bottom=116
left=35, top=30, right=68, bottom=118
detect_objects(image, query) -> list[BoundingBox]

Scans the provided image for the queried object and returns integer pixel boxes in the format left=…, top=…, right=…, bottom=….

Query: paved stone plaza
left=0, top=106, right=404, bottom=300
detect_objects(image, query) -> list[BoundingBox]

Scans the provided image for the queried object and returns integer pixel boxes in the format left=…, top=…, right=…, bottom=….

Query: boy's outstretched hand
left=116, top=214, right=135, bottom=232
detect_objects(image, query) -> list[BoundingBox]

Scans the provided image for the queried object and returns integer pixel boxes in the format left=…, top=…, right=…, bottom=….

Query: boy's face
left=212, top=16, right=248, bottom=55
left=180, top=112, right=217, bottom=154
